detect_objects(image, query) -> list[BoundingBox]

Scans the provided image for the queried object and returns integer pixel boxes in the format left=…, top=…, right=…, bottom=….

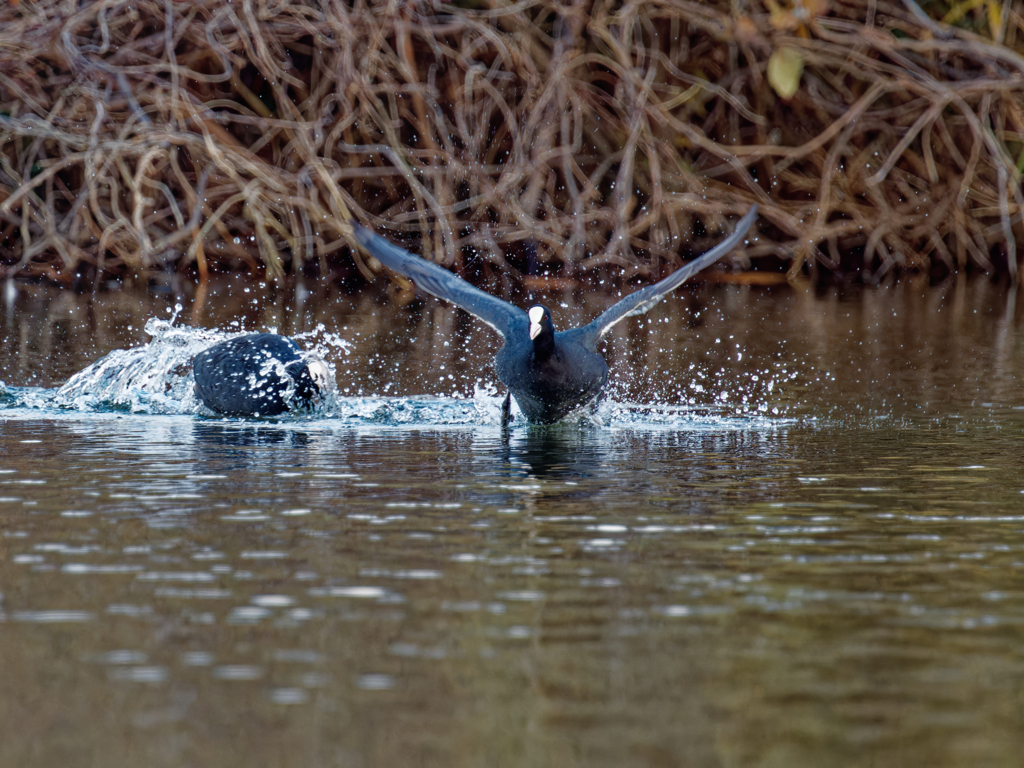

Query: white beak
left=528, top=306, right=545, bottom=340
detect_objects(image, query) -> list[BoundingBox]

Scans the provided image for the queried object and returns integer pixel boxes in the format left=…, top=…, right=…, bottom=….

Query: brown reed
left=0, top=0, right=1022, bottom=286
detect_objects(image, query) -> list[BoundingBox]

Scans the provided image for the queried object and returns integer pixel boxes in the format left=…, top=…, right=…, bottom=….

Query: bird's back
left=193, top=334, right=305, bottom=417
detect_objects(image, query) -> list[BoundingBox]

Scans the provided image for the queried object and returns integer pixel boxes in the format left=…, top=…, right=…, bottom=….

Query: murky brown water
left=2, top=276, right=1024, bottom=767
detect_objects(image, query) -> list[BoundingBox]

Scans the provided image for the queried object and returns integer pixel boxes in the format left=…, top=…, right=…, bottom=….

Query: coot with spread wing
left=354, top=206, right=757, bottom=426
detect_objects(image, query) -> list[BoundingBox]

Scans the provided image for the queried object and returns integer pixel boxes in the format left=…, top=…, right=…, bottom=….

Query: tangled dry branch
left=1, top=0, right=1023, bottom=285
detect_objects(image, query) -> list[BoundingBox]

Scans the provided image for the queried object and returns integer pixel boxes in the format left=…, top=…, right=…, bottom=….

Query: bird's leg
left=501, top=391, right=512, bottom=431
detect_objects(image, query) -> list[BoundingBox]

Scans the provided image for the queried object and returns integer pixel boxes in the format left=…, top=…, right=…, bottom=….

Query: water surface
left=2, top=276, right=1023, bottom=767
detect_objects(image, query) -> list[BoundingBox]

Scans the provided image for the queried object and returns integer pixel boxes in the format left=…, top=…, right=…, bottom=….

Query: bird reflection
left=499, top=424, right=606, bottom=479
left=192, top=421, right=313, bottom=454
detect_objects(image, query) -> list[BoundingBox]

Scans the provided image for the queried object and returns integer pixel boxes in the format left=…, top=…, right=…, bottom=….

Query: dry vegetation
left=1, top=0, right=1023, bottom=287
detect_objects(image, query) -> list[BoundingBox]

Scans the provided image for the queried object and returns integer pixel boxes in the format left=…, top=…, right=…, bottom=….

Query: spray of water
left=3, top=306, right=801, bottom=429
left=51, top=306, right=347, bottom=417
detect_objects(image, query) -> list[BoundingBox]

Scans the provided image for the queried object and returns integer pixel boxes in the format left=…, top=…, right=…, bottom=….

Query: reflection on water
left=2, top=276, right=1024, bottom=766
left=500, top=426, right=608, bottom=478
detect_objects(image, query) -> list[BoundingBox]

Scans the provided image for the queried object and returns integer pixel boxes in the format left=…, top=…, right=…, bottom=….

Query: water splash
left=51, top=307, right=345, bottom=417
left=54, top=309, right=220, bottom=414
left=2, top=308, right=791, bottom=430
left=3, top=385, right=784, bottom=431
left=292, top=323, right=352, bottom=365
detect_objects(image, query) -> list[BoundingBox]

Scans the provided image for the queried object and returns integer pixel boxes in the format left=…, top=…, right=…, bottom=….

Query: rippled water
left=2, top=276, right=1024, bottom=767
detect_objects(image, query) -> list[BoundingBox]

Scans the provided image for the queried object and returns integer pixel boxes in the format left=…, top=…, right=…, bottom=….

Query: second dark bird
left=193, top=333, right=330, bottom=417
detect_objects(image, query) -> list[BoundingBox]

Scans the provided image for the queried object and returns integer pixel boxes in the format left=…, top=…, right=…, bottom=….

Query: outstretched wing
left=354, top=225, right=528, bottom=340
left=568, top=206, right=757, bottom=350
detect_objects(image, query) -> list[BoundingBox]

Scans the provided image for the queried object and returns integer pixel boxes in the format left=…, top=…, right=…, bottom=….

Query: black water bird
left=354, top=206, right=757, bottom=426
left=193, top=333, right=330, bottom=417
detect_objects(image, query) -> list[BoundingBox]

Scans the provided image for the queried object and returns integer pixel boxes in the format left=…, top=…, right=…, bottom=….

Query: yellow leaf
left=942, top=0, right=985, bottom=26
left=768, top=47, right=804, bottom=101
left=987, top=0, right=1004, bottom=40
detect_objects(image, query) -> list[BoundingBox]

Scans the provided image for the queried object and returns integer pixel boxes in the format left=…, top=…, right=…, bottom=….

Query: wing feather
left=569, top=206, right=757, bottom=350
left=354, top=225, right=527, bottom=339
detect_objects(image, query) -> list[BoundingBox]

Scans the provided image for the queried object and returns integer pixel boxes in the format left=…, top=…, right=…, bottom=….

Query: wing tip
left=352, top=223, right=375, bottom=248
left=739, top=204, right=758, bottom=232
